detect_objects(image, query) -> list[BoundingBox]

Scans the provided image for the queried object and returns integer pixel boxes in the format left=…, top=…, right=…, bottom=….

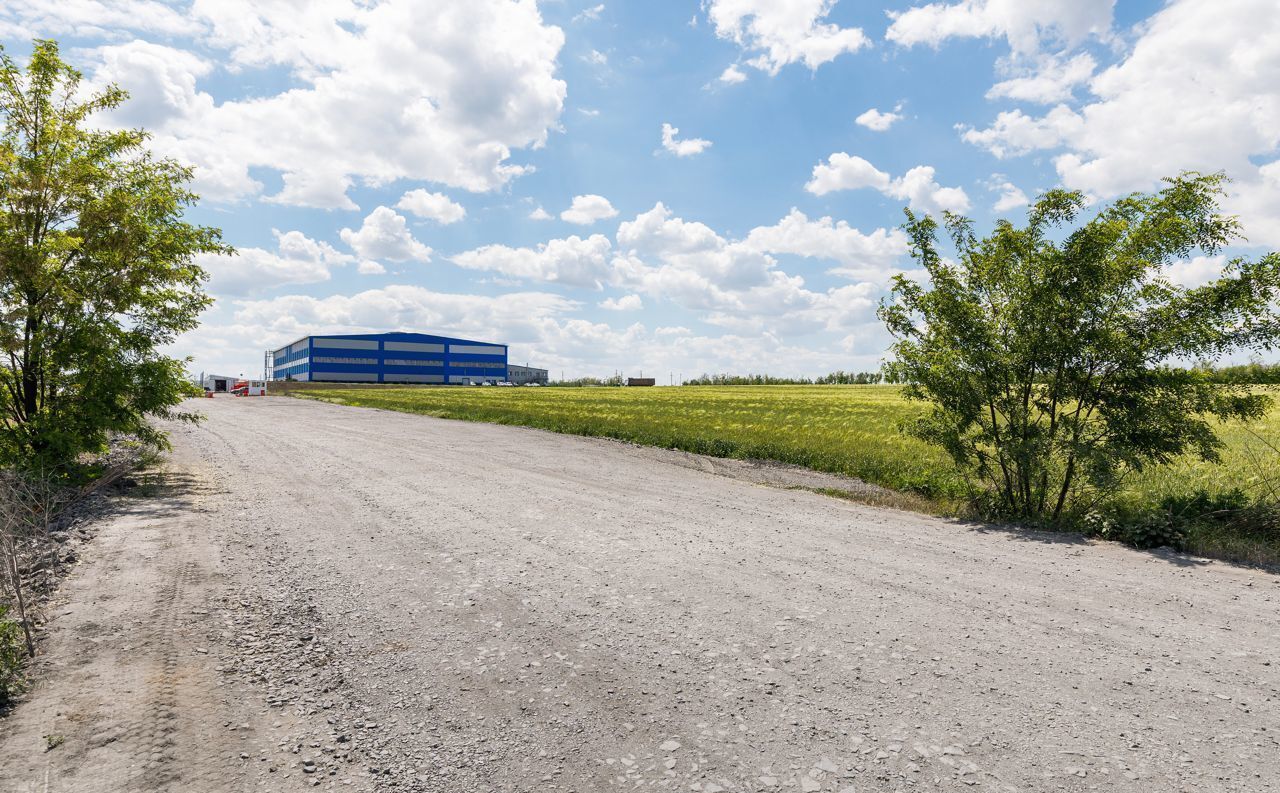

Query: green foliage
left=1196, top=360, right=1280, bottom=384
left=816, top=370, right=883, bottom=385
left=0, top=40, right=228, bottom=472
left=1086, top=488, right=1279, bottom=553
left=682, top=371, right=884, bottom=385
left=685, top=373, right=812, bottom=385
left=0, top=604, right=24, bottom=704
left=879, top=172, right=1280, bottom=524
left=548, top=375, right=625, bottom=387
left=1084, top=507, right=1189, bottom=550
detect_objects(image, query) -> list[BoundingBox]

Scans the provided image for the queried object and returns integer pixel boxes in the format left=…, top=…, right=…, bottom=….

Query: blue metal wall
left=270, top=332, right=508, bottom=384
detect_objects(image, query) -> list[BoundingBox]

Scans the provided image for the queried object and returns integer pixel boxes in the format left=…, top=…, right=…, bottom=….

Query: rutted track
left=4, top=395, right=1279, bottom=792
left=0, top=438, right=374, bottom=792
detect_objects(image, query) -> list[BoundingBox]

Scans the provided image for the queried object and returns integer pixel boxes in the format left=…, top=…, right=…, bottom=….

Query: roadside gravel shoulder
left=0, top=450, right=373, bottom=792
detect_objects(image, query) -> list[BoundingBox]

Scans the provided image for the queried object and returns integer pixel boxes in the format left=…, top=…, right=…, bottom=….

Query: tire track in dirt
left=0, top=458, right=374, bottom=792
left=135, top=553, right=194, bottom=790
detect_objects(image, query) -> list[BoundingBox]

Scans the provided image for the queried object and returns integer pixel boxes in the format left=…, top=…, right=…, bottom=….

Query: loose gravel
left=3, top=395, right=1278, bottom=792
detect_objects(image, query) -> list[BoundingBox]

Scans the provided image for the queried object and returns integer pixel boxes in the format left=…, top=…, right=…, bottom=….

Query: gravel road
left=3, top=395, right=1278, bottom=792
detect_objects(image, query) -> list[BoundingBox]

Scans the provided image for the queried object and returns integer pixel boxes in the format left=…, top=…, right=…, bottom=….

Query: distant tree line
left=682, top=370, right=896, bottom=386
left=548, top=375, right=625, bottom=387
left=549, top=362, right=1276, bottom=389
left=1192, top=361, right=1280, bottom=384
left=819, top=370, right=896, bottom=384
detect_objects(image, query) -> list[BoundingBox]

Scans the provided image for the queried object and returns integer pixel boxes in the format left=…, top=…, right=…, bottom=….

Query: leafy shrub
left=0, top=604, right=25, bottom=704
left=880, top=173, right=1280, bottom=524
left=1084, top=509, right=1186, bottom=550
left=1171, top=489, right=1280, bottom=543
left=1086, top=489, right=1280, bottom=552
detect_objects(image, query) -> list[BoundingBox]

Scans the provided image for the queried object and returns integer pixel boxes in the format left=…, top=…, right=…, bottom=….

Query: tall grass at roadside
left=295, top=385, right=1280, bottom=567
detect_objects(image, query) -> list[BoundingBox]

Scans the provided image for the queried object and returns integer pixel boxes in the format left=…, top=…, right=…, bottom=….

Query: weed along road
left=4, top=395, right=1279, bottom=792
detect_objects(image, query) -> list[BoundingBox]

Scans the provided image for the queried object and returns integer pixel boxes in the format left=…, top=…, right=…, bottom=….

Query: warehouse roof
left=271, top=331, right=507, bottom=354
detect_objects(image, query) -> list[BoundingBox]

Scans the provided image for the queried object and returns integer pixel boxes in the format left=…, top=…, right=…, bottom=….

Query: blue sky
left=1, top=0, right=1276, bottom=379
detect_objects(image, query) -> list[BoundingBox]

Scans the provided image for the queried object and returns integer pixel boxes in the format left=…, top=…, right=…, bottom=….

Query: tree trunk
left=1051, top=455, right=1076, bottom=524
left=2, top=535, right=36, bottom=656
left=21, top=296, right=40, bottom=422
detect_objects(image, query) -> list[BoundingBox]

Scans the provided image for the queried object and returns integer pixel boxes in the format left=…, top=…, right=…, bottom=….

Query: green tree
left=879, top=173, right=1280, bottom=523
left=0, top=41, right=227, bottom=471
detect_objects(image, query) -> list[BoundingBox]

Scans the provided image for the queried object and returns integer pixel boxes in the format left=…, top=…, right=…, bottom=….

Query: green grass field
left=294, top=384, right=1280, bottom=565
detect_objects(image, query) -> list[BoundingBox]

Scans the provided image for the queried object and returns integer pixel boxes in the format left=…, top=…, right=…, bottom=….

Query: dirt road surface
left=2, top=396, right=1278, bottom=792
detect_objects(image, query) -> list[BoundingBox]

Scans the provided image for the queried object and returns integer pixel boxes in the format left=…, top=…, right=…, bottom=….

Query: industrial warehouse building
left=268, top=332, right=508, bottom=385
left=507, top=364, right=549, bottom=385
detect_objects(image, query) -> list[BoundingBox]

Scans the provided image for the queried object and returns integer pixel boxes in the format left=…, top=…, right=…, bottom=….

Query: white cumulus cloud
left=200, top=229, right=354, bottom=296
left=886, top=0, right=1115, bottom=55
left=957, top=0, right=1280, bottom=243
left=718, top=64, right=748, bottom=84
left=600, top=294, right=643, bottom=311
left=560, top=194, right=619, bottom=225
left=0, top=0, right=201, bottom=39
left=743, top=209, right=908, bottom=280
left=706, top=0, right=871, bottom=74
left=395, top=190, right=466, bottom=224
left=453, top=234, right=615, bottom=289
left=661, top=123, right=713, bottom=157
left=76, top=0, right=567, bottom=208
left=805, top=153, right=970, bottom=215
left=612, top=203, right=892, bottom=335
left=86, top=40, right=215, bottom=130
left=340, top=206, right=434, bottom=263
left=987, top=52, right=1095, bottom=104
left=855, top=106, right=902, bottom=132
left=988, top=178, right=1029, bottom=212
left=957, top=105, right=1083, bottom=158
left=806, top=153, right=891, bottom=194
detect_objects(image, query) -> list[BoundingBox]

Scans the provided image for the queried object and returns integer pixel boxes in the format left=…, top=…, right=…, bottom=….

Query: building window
left=313, top=356, right=376, bottom=364
left=385, top=359, right=444, bottom=367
